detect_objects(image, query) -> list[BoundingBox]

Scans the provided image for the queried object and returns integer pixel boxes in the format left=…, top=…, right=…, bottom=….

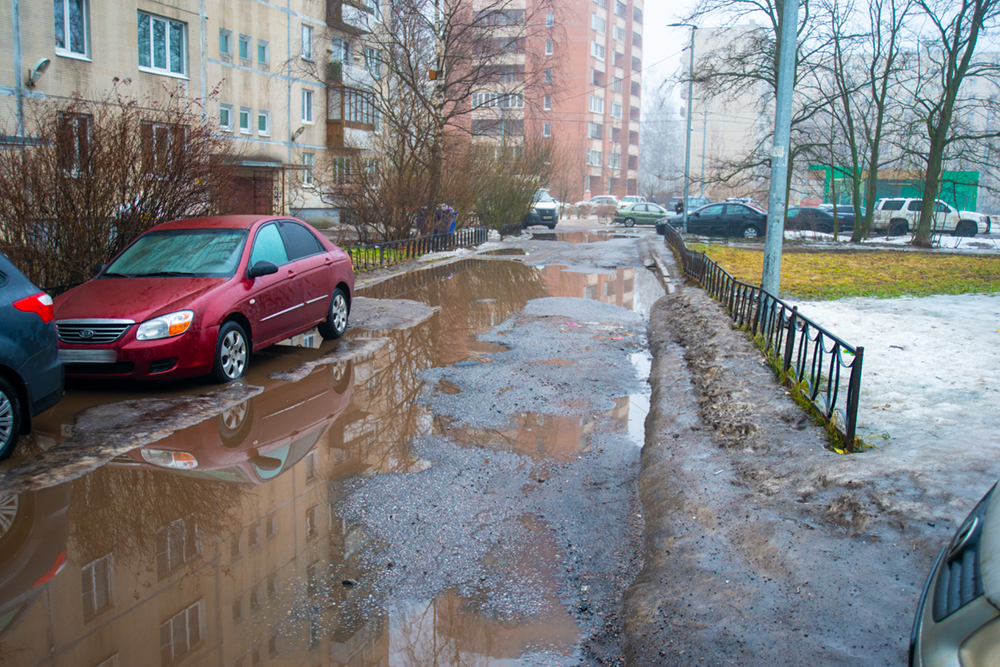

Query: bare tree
left=904, top=0, right=1000, bottom=246
left=0, top=80, right=237, bottom=290
left=639, top=79, right=685, bottom=201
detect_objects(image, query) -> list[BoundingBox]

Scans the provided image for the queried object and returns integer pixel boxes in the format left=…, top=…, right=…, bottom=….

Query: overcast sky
left=641, top=0, right=698, bottom=96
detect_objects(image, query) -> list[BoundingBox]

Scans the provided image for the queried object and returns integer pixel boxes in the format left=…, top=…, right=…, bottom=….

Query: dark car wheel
left=318, top=287, right=349, bottom=340
left=741, top=225, right=762, bottom=239
left=888, top=220, right=908, bottom=237
left=624, top=218, right=636, bottom=228
left=0, top=376, right=23, bottom=461
left=212, top=321, right=249, bottom=383
left=218, top=398, right=253, bottom=448
left=955, top=220, right=977, bottom=237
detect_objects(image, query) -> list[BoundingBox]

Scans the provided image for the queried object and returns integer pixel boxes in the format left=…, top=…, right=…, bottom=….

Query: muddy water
left=0, top=259, right=659, bottom=667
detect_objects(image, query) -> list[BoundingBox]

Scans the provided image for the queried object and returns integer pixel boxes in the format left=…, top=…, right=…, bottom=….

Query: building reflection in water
left=0, top=258, right=654, bottom=666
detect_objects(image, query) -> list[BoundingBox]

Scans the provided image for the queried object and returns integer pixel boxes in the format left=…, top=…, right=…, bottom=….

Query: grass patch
left=692, top=245, right=1000, bottom=299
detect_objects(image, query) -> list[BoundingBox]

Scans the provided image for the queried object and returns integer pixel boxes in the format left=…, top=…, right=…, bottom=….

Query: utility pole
left=670, top=23, right=697, bottom=233
left=12, top=0, right=24, bottom=139
left=761, top=0, right=799, bottom=296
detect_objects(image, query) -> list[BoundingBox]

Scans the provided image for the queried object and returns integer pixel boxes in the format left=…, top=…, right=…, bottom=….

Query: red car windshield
left=104, top=229, right=248, bottom=278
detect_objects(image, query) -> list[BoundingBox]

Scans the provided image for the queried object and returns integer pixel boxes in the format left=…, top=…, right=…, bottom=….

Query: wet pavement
left=0, top=243, right=663, bottom=666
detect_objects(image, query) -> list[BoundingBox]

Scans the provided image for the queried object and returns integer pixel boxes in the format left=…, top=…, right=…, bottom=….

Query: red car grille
left=57, top=320, right=133, bottom=344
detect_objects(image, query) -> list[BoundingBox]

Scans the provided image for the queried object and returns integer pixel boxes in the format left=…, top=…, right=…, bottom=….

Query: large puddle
left=0, top=259, right=662, bottom=666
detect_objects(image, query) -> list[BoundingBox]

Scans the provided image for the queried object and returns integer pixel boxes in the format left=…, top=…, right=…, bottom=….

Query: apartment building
left=541, top=0, right=644, bottom=201
left=0, top=0, right=382, bottom=224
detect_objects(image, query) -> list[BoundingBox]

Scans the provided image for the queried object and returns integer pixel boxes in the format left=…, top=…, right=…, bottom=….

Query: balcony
left=327, top=0, right=378, bottom=35
left=633, top=7, right=643, bottom=24
left=630, top=106, right=640, bottom=121
left=327, top=84, right=376, bottom=149
left=629, top=130, right=639, bottom=146
left=633, top=32, right=642, bottom=49
left=631, top=56, right=641, bottom=73
left=631, top=81, right=641, bottom=98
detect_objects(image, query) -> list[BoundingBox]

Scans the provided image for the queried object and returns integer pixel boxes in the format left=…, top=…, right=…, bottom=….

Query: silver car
left=910, top=483, right=1000, bottom=666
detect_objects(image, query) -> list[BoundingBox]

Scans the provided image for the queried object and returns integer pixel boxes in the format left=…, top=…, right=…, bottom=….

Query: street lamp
left=669, top=23, right=697, bottom=233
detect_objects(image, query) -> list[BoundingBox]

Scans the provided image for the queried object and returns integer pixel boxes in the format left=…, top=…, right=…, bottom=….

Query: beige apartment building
left=0, top=0, right=382, bottom=224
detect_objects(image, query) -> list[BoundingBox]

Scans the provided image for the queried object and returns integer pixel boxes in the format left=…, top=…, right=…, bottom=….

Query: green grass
left=691, top=245, right=1000, bottom=299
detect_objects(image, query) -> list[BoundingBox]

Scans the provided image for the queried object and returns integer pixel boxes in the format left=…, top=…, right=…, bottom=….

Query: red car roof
left=153, top=215, right=280, bottom=231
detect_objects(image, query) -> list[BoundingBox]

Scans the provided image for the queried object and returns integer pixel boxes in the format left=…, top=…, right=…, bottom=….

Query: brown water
left=0, top=259, right=660, bottom=666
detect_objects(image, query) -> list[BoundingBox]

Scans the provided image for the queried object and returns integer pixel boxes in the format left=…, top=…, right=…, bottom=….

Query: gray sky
left=641, top=0, right=698, bottom=96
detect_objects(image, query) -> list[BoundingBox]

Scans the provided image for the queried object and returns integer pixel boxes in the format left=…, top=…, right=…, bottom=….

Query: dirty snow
left=792, top=292, right=1000, bottom=516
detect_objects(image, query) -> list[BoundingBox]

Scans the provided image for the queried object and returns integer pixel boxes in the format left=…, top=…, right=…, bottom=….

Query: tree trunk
left=913, top=133, right=947, bottom=247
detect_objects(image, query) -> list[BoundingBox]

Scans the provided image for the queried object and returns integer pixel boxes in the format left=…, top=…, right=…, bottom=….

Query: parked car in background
left=657, top=202, right=769, bottom=239
left=524, top=190, right=560, bottom=229
left=618, top=195, right=647, bottom=210
left=0, top=252, right=64, bottom=460
left=910, top=482, right=1000, bottom=667
left=871, top=198, right=990, bottom=237
left=786, top=206, right=855, bottom=233
left=53, top=215, right=355, bottom=383
left=614, top=202, right=671, bottom=227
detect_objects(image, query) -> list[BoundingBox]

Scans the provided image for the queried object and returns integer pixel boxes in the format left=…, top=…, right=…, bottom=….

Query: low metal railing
left=663, top=225, right=865, bottom=451
left=347, top=223, right=523, bottom=272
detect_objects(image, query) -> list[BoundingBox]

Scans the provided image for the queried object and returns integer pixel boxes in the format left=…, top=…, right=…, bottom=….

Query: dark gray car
left=0, top=252, right=63, bottom=460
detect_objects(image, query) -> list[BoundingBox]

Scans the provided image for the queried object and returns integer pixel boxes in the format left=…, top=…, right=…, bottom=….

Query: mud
left=624, top=245, right=933, bottom=665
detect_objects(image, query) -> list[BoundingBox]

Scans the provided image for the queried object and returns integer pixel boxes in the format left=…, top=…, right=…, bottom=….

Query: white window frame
left=615, top=0, right=626, bottom=17
left=612, top=76, right=623, bottom=93
left=588, top=121, right=602, bottom=139
left=591, top=41, right=605, bottom=61
left=365, top=47, right=382, bottom=79
left=591, top=13, right=605, bottom=33
left=609, top=152, right=621, bottom=169
left=588, top=149, right=602, bottom=167
left=542, top=122, right=551, bottom=137
left=238, top=34, right=251, bottom=61
left=613, top=25, right=625, bottom=42
left=543, top=95, right=552, bottom=111
left=137, top=11, right=187, bottom=78
left=611, top=102, right=622, bottom=119
left=160, top=600, right=204, bottom=664
left=545, top=67, right=552, bottom=83
left=55, top=0, right=91, bottom=59
left=545, top=40, right=553, bottom=56
left=301, top=24, right=313, bottom=60
left=219, top=28, right=232, bottom=56
left=546, top=12, right=554, bottom=27
left=589, top=95, right=604, bottom=114
left=302, top=89, right=314, bottom=124
left=82, top=553, right=114, bottom=620
left=257, top=39, right=269, bottom=66
left=257, top=110, right=271, bottom=137
left=239, top=107, right=252, bottom=134
left=219, top=103, right=233, bottom=132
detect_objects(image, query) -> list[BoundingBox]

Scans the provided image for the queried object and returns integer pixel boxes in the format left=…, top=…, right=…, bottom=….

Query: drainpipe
left=12, top=0, right=25, bottom=138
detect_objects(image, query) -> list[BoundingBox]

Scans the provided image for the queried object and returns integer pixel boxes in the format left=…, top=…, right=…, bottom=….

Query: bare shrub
left=0, top=80, right=238, bottom=291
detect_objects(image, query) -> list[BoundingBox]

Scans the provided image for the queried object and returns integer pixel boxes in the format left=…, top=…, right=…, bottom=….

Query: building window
left=56, top=112, right=92, bottom=176
left=137, top=12, right=187, bottom=76
left=591, top=13, right=605, bottom=33
left=591, top=41, right=605, bottom=61
left=55, top=0, right=89, bottom=58
left=545, top=40, right=553, bottom=55
left=219, top=28, right=232, bottom=56
left=156, top=517, right=199, bottom=579
left=332, top=37, right=349, bottom=63
left=302, top=89, right=314, bottom=123
left=542, top=122, right=551, bottom=137
left=365, top=47, right=382, bottom=79
left=307, top=562, right=319, bottom=596
left=239, top=107, right=251, bottom=134
left=269, top=633, right=279, bottom=657
left=543, top=95, right=552, bottom=110
left=257, top=39, right=269, bottom=66
left=238, top=34, right=250, bottom=61
left=306, top=507, right=317, bottom=539
left=546, top=12, right=554, bottom=27
left=545, top=68, right=552, bottom=83
left=301, top=24, right=312, bottom=60
left=230, top=532, right=241, bottom=559
left=82, top=554, right=113, bottom=620
left=305, top=449, right=317, bottom=478
left=589, top=95, right=604, bottom=114
left=248, top=520, right=261, bottom=547
left=593, top=0, right=607, bottom=8
left=588, top=121, right=602, bottom=139
left=612, top=76, right=623, bottom=93
left=219, top=104, right=233, bottom=132
left=232, top=598, right=243, bottom=623
left=609, top=152, right=621, bottom=169
left=611, top=102, right=622, bottom=119
left=588, top=149, right=602, bottom=167
left=159, top=601, right=203, bottom=665
left=266, top=514, right=277, bottom=540
left=267, top=576, right=277, bottom=599
left=257, top=110, right=270, bottom=137
left=140, top=121, right=186, bottom=175
left=471, top=92, right=523, bottom=109
left=614, top=0, right=626, bottom=17
left=613, top=25, right=625, bottom=41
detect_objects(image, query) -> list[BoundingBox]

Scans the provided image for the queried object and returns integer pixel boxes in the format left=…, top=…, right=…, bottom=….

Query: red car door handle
left=286, top=270, right=296, bottom=278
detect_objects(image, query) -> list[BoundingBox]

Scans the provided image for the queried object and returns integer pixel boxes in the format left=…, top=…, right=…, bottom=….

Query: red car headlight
left=135, top=310, right=194, bottom=341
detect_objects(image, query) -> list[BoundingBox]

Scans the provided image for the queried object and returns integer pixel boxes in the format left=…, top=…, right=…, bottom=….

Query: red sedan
left=53, top=215, right=354, bottom=382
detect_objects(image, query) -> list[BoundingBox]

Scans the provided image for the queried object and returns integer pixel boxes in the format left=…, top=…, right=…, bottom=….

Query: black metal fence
left=346, top=223, right=523, bottom=272
left=662, top=225, right=865, bottom=451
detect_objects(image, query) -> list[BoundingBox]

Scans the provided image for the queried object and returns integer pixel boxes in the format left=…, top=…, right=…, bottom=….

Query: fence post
left=844, top=346, right=864, bottom=452
left=783, top=306, right=797, bottom=372
left=752, top=289, right=762, bottom=336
